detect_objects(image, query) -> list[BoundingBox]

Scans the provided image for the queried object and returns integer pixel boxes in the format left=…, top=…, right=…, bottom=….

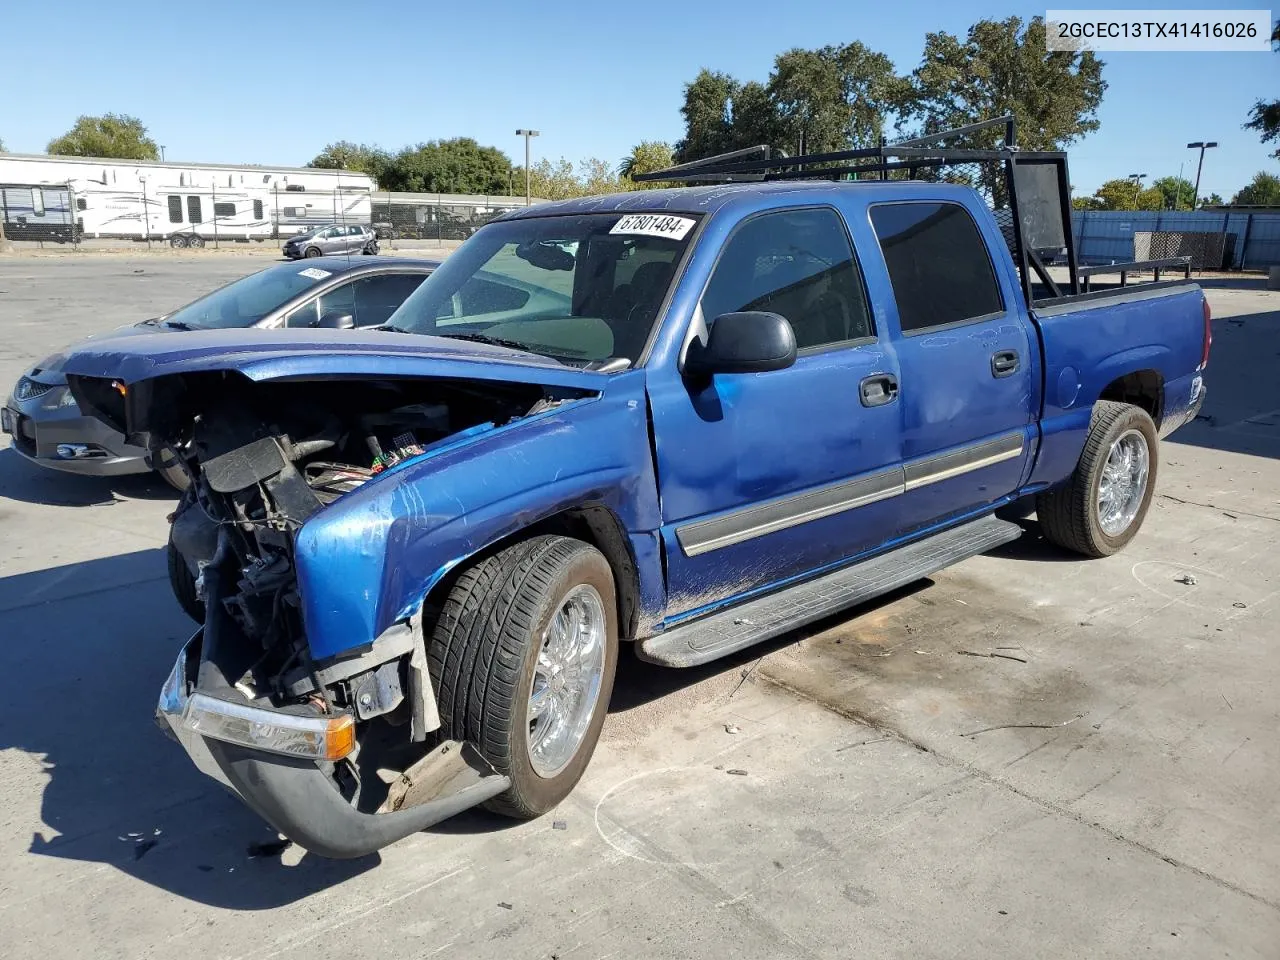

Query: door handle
left=991, top=350, right=1020, bottom=378
left=860, top=373, right=899, bottom=407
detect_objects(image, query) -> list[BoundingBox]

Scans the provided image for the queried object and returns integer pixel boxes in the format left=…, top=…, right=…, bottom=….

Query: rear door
left=646, top=205, right=904, bottom=620
left=315, top=227, right=339, bottom=254
left=866, top=199, right=1037, bottom=534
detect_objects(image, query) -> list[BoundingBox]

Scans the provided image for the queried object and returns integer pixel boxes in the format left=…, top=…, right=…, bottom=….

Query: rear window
left=869, top=202, right=1004, bottom=333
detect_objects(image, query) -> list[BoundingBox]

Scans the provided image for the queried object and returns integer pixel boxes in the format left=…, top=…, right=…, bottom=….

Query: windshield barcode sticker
left=298, top=267, right=332, bottom=280
left=609, top=215, right=696, bottom=240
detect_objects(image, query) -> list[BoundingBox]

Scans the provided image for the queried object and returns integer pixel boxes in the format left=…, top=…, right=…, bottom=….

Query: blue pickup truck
left=62, top=133, right=1210, bottom=857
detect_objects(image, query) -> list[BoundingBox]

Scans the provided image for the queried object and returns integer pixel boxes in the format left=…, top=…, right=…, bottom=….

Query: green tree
left=308, top=141, right=391, bottom=185
left=1243, top=20, right=1280, bottom=158
left=1231, top=171, right=1280, bottom=206
left=619, top=141, right=675, bottom=188
left=1087, top=178, right=1162, bottom=211
left=46, top=114, right=158, bottom=160
left=1202, top=192, right=1225, bottom=207
left=1151, top=176, right=1196, bottom=211
left=523, top=158, right=581, bottom=200
left=675, top=70, right=743, bottom=162
left=904, top=17, right=1106, bottom=151
left=579, top=158, right=624, bottom=195
left=380, top=138, right=513, bottom=194
left=1135, top=187, right=1165, bottom=211
left=675, top=43, right=901, bottom=164
left=729, top=81, right=780, bottom=151
left=769, top=42, right=903, bottom=153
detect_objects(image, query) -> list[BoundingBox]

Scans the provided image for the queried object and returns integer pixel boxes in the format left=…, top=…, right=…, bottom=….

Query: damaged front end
left=74, top=363, right=594, bottom=858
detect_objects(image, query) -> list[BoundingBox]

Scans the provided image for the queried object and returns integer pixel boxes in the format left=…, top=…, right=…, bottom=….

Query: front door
left=646, top=206, right=904, bottom=622
left=866, top=200, right=1036, bottom=534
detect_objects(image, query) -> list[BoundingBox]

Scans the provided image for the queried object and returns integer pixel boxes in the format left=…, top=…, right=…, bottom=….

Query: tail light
left=1201, top=296, right=1212, bottom=369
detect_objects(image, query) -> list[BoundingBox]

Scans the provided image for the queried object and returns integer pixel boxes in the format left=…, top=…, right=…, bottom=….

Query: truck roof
left=506, top=179, right=978, bottom=220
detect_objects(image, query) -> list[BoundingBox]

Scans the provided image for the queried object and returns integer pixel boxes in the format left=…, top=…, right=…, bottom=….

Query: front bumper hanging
left=157, top=631, right=511, bottom=858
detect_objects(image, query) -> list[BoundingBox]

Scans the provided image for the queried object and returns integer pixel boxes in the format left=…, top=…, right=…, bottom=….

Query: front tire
left=167, top=529, right=205, bottom=624
left=304, top=246, right=322, bottom=258
left=1036, top=400, right=1158, bottom=557
left=427, top=536, right=618, bottom=819
left=151, top=447, right=191, bottom=492
left=169, top=235, right=188, bottom=248
left=362, top=240, right=379, bottom=255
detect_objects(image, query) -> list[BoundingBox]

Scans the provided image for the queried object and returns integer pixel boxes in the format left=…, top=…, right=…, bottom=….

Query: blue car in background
left=58, top=134, right=1209, bottom=858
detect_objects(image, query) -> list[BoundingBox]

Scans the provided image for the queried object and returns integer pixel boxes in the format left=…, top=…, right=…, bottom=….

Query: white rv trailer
left=0, top=154, right=374, bottom=245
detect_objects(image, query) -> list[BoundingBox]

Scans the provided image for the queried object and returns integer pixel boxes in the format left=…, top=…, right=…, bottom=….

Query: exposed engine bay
left=72, top=369, right=587, bottom=811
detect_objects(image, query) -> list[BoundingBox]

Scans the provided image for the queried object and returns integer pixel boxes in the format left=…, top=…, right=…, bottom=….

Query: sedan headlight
left=43, top=386, right=79, bottom=410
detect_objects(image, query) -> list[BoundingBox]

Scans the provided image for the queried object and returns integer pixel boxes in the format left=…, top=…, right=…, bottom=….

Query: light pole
left=1127, top=173, right=1147, bottom=210
left=515, top=129, right=539, bottom=206
left=160, top=145, right=166, bottom=163
left=1186, top=141, right=1218, bottom=210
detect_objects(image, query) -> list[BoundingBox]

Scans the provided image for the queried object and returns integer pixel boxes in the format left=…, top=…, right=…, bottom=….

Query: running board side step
left=638, top=515, right=1021, bottom=668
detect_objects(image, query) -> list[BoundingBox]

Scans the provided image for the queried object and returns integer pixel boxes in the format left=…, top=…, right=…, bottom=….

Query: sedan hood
left=59, top=327, right=606, bottom=391
left=25, top=321, right=180, bottom=384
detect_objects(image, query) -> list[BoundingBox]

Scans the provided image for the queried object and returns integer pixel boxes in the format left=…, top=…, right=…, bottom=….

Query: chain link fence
left=372, top=193, right=542, bottom=243
left=0, top=184, right=546, bottom=249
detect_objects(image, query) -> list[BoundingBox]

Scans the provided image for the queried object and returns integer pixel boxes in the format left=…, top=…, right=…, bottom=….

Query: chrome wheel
left=1098, top=428, right=1149, bottom=536
left=526, top=584, right=607, bottom=778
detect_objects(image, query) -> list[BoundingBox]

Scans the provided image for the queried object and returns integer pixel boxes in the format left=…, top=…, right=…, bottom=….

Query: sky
left=1, top=0, right=1275, bottom=199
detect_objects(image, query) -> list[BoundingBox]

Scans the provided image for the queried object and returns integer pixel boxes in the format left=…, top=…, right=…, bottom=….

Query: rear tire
left=167, top=528, right=205, bottom=624
left=362, top=240, right=379, bottom=255
left=1036, top=400, right=1158, bottom=558
left=427, top=536, right=618, bottom=819
left=187, top=235, right=205, bottom=249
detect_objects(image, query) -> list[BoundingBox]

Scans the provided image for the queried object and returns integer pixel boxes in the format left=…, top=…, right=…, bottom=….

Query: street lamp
left=515, top=129, right=540, bottom=206
left=1127, top=173, right=1147, bottom=210
left=1186, top=141, right=1218, bottom=210
left=160, top=145, right=166, bottom=163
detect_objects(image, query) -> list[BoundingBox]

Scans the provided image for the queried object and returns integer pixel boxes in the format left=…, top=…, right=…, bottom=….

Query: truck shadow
left=1, top=549, right=380, bottom=910
left=0, top=526, right=1107, bottom=905
left=1169, top=307, right=1280, bottom=461
left=0, top=447, right=176, bottom=506
left=5, top=543, right=948, bottom=902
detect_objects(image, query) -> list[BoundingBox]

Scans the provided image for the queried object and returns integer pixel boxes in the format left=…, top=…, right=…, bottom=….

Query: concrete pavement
left=0, top=259, right=1276, bottom=958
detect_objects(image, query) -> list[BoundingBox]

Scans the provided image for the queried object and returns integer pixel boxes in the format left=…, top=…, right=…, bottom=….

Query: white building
left=0, top=154, right=374, bottom=245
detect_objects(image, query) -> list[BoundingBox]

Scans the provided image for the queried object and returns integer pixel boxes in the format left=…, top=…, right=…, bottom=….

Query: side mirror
left=315, top=310, right=355, bottom=330
left=685, top=311, right=797, bottom=376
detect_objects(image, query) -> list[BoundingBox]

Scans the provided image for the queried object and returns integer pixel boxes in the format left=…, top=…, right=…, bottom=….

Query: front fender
left=294, top=370, right=660, bottom=661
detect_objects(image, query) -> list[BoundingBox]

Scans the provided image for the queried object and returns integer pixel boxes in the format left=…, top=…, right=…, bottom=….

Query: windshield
left=162, top=262, right=338, bottom=330
left=385, top=212, right=700, bottom=364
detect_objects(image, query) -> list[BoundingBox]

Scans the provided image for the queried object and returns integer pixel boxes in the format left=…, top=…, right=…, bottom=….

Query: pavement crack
left=1158, top=493, right=1280, bottom=523
left=758, top=673, right=1280, bottom=916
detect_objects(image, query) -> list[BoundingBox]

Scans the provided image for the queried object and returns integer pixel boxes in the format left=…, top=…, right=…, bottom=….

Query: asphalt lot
left=0, top=255, right=1277, bottom=959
